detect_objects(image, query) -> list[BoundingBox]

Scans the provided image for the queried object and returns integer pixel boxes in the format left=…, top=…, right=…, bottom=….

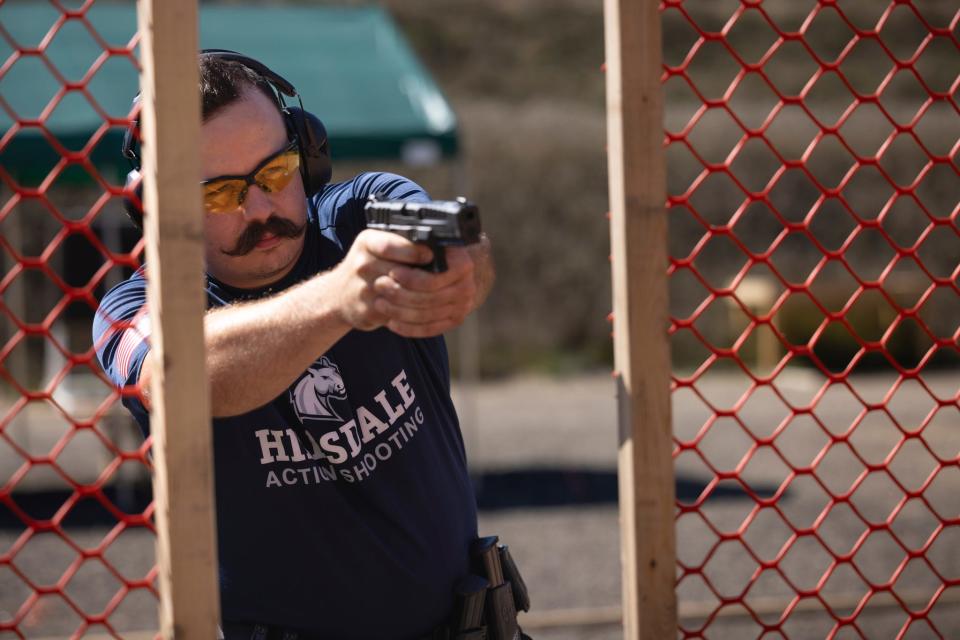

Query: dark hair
left=199, top=56, right=279, bottom=121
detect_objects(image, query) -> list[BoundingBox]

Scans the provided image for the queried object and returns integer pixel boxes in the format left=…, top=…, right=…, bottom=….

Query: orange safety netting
left=665, top=1, right=959, bottom=638
left=2, top=0, right=960, bottom=637
left=0, top=1, right=155, bottom=636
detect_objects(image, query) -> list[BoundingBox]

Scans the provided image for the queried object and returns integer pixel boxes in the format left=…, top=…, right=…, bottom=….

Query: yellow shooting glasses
left=201, top=138, right=301, bottom=214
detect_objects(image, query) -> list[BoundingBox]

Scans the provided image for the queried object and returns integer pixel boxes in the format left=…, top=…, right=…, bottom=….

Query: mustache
left=222, top=215, right=306, bottom=257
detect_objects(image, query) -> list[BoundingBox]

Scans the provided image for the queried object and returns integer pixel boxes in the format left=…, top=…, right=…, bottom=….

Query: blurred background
left=0, top=0, right=958, bottom=637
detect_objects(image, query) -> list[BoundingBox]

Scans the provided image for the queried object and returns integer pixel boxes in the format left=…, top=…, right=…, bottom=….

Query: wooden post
left=603, top=0, right=677, bottom=639
left=137, top=0, right=220, bottom=636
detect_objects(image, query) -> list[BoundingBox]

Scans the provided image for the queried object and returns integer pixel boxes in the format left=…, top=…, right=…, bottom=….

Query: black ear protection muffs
left=121, top=49, right=332, bottom=229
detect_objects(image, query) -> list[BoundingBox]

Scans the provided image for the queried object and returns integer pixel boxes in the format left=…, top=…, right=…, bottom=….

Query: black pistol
left=364, top=195, right=483, bottom=273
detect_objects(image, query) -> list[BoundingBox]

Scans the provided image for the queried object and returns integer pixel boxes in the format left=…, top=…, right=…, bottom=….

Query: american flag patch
left=115, top=309, right=151, bottom=380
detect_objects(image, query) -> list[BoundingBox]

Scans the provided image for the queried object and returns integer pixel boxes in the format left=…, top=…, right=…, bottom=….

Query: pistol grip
left=425, top=243, right=447, bottom=273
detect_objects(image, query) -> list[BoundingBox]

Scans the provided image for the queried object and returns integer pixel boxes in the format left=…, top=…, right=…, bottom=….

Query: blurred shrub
left=342, top=99, right=613, bottom=377
left=391, top=0, right=958, bottom=376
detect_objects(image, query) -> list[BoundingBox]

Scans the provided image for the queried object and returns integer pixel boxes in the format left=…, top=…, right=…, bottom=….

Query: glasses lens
left=254, top=149, right=300, bottom=193
left=203, top=180, right=247, bottom=214
left=201, top=145, right=299, bottom=214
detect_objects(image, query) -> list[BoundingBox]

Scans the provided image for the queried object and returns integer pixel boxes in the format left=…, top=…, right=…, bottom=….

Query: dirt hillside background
left=260, top=0, right=958, bottom=377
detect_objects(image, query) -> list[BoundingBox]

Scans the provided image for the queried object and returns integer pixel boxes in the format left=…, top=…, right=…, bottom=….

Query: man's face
left=199, top=86, right=308, bottom=289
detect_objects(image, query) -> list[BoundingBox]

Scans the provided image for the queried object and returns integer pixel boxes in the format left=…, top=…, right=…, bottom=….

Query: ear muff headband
left=199, top=49, right=297, bottom=103
left=121, top=50, right=332, bottom=229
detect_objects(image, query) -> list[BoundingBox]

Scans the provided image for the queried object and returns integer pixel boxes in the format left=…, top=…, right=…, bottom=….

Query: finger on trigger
left=388, top=264, right=452, bottom=292
left=364, top=230, right=433, bottom=265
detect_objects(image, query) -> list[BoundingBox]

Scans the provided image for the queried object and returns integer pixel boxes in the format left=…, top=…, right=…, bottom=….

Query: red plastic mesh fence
left=0, top=1, right=156, bottom=636
left=665, top=1, right=959, bottom=637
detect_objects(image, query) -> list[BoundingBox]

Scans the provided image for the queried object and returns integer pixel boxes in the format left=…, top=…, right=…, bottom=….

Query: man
left=93, top=54, right=494, bottom=639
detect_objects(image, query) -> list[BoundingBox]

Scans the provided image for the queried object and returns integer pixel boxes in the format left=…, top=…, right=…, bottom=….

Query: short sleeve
left=350, top=172, right=430, bottom=205
left=92, top=269, right=152, bottom=431
left=312, top=172, right=430, bottom=250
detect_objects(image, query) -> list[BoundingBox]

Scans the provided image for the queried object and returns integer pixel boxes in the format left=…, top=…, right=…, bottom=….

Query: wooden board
left=603, top=0, right=678, bottom=638
left=136, top=0, right=221, bottom=635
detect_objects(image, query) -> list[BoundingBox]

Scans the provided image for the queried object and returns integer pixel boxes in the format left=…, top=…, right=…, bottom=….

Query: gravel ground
left=1, top=371, right=958, bottom=638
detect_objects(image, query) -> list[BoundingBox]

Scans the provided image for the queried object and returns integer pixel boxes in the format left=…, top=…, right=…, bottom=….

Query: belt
left=220, top=622, right=303, bottom=640
left=219, top=621, right=453, bottom=640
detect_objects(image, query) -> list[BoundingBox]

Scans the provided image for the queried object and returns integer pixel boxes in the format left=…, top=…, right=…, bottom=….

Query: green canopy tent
left=0, top=2, right=458, bottom=186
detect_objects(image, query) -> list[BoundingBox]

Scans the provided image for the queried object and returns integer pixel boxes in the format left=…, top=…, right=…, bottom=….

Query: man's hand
left=169, top=229, right=492, bottom=417
left=330, top=229, right=492, bottom=337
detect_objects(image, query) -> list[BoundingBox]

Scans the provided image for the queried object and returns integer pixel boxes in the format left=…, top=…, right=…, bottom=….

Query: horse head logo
left=290, top=356, right=347, bottom=422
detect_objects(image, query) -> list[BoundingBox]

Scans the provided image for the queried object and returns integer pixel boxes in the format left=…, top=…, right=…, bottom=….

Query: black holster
left=449, top=536, right=531, bottom=640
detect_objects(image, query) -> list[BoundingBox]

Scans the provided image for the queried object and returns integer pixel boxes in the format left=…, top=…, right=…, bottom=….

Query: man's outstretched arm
left=135, top=230, right=493, bottom=417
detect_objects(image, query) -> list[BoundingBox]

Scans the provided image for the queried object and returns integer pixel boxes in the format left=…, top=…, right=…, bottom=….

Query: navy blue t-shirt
left=93, top=173, right=478, bottom=638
